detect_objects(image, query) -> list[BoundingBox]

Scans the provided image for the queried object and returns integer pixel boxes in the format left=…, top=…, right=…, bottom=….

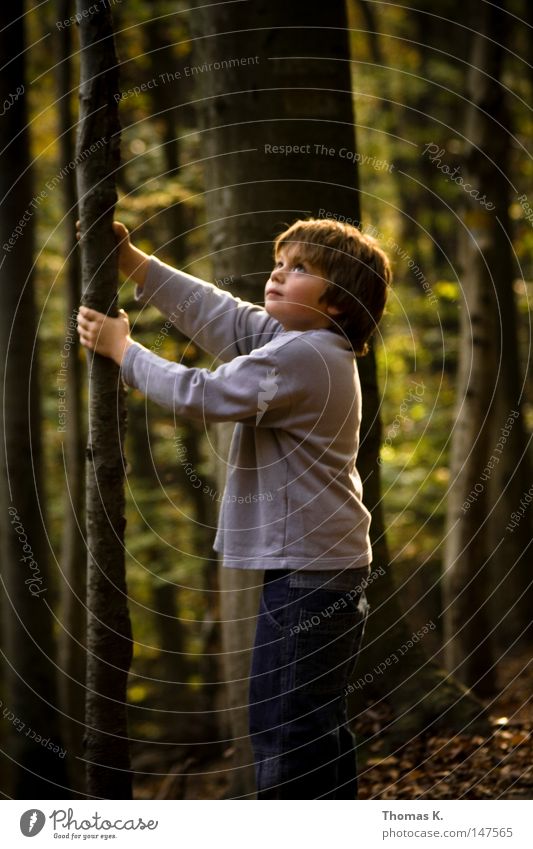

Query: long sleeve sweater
left=120, top=255, right=372, bottom=573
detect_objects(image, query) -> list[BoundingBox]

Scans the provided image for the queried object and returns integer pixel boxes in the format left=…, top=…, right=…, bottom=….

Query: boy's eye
left=274, top=259, right=306, bottom=272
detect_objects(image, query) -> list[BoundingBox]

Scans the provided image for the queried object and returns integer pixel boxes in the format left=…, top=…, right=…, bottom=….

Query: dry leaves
left=357, top=648, right=532, bottom=799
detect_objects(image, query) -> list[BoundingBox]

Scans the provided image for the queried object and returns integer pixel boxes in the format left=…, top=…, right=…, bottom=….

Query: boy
left=77, top=217, right=392, bottom=799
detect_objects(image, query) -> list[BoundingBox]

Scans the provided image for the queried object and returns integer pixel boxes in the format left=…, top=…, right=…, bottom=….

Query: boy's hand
left=111, top=220, right=133, bottom=272
left=77, top=306, right=133, bottom=366
left=76, top=219, right=149, bottom=287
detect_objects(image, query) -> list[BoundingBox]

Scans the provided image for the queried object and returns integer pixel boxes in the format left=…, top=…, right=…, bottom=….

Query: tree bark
left=56, top=0, right=88, bottom=795
left=443, top=0, right=532, bottom=693
left=0, top=3, right=68, bottom=798
left=481, top=6, right=533, bottom=651
left=75, top=1, right=133, bottom=798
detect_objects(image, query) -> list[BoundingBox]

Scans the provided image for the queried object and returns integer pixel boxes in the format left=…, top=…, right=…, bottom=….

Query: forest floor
left=355, top=646, right=532, bottom=800
left=132, top=645, right=532, bottom=800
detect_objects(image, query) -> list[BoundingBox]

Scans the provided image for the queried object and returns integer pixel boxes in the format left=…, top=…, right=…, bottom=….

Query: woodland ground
left=131, top=644, right=532, bottom=800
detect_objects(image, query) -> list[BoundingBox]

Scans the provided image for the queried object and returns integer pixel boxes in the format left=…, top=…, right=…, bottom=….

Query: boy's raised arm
left=111, top=222, right=282, bottom=361
left=119, top=240, right=150, bottom=289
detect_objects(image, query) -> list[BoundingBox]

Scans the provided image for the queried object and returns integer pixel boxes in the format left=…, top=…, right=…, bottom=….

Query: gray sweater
left=121, top=255, right=372, bottom=572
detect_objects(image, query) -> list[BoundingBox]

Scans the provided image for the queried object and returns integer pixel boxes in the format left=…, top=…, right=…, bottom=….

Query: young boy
left=77, top=217, right=391, bottom=799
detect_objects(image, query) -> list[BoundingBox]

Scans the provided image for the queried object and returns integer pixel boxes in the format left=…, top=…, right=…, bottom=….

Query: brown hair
left=273, top=217, right=392, bottom=355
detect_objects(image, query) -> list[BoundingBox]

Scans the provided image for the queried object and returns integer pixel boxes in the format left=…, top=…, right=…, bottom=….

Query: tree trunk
left=56, top=0, right=88, bottom=794
left=443, top=0, right=532, bottom=693
left=189, top=0, right=487, bottom=796
left=75, top=1, right=133, bottom=798
left=0, top=3, right=68, bottom=798
left=481, top=7, right=533, bottom=651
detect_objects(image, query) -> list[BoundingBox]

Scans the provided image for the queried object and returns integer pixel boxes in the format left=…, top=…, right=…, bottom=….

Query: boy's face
left=264, top=244, right=342, bottom=331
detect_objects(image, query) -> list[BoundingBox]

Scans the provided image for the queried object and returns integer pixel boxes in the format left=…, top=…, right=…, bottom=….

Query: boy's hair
left=273, top=217, right=392, bottom=355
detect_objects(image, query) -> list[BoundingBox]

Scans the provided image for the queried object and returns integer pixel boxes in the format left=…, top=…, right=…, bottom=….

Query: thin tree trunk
left=443, top=0, right=532, bottom=693
left=0, top=3, right=68, bottom=798
left=56, top=0, right=87, bottom=794
left=482, top=10, right=533, bottom=650
left=75, top=2, right=132, bottom=798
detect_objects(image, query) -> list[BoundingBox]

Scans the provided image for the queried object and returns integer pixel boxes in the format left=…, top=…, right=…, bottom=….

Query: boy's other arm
left=134, top=255, right=283, bottom=363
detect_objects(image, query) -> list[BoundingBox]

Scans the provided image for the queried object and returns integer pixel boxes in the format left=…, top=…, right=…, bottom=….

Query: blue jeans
left=249, top=568, right=370, bottom=799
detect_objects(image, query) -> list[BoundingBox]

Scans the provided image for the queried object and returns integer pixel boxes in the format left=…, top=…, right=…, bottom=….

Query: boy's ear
left=326, top=304, right=343, bottom=316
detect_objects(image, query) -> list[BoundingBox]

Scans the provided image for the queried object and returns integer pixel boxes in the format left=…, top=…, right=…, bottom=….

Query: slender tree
left=56, top=0, right=88, bottom=793
left=0, top=4, right=68, bottom=798
left=75, top=2, right=133, bottom=798
left=443, top=0, right=532, bottom=692
left=480, top=11, right=532, bottom=654
left=189, top=0, right=485, bottom=797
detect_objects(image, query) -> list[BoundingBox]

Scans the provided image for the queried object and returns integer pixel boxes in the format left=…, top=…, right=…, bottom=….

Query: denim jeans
left=249, top=568, right=370, bottom=799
